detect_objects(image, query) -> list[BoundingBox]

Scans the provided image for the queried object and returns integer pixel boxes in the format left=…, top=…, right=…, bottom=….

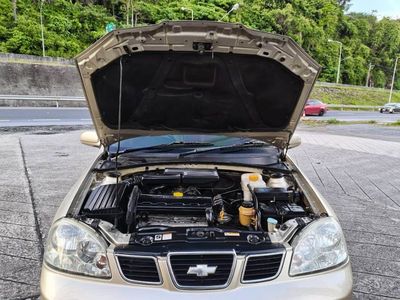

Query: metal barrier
left=0, top=94, right=85, bottom=107
left=0, top=95, right=384, bottom=111
left=327, top=104, right=381, bottom=111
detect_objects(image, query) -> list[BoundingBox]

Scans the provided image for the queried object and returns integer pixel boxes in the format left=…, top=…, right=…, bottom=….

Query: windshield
left=307, top=100, right=322, bottom=105
left=108, top=135, right=260, bottom=154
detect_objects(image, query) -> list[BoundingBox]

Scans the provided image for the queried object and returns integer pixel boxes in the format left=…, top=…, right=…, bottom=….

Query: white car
left=379, top=103, right=400, bottom=113
left=40, top=21, right=352, bottom=300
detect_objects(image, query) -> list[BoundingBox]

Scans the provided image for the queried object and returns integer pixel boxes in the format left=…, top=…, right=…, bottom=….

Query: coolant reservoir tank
left=241, top=173, right=266, bottom=201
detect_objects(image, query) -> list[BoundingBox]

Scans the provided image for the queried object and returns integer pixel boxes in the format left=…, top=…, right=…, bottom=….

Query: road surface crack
left=367, top=177, right=400, bottom=209
left=18, top=138, right=44, bottom=259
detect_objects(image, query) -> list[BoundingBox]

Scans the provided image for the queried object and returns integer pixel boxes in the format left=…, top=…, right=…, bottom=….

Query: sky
left=348, top=0, right=400, bottom=19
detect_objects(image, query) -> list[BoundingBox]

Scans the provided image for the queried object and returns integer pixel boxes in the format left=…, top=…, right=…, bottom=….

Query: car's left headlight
left=290, top=217, right=348, bottom=276
left=44, top=218, right=111, bottom=278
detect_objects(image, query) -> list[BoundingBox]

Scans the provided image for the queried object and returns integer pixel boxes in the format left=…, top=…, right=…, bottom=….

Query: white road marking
left=31, top=119, right=61, bottom=121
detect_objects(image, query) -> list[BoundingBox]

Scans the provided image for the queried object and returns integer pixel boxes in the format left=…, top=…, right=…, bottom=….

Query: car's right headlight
left=289, top=217, right=348, bottom=276
left=44, top=218, right=111, bottom=278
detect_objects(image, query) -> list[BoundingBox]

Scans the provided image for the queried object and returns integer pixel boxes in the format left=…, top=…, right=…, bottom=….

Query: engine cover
left=137, top=214, right=208, bottom=227
left=137, top=194, right=212, bottom=214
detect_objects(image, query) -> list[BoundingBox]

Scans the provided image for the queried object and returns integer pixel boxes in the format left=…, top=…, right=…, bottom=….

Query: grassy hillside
left=311, top=83, right=400, bottom=106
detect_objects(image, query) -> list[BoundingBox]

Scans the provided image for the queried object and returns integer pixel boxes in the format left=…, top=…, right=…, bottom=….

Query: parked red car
left=304, top=99, right=328, bottom=116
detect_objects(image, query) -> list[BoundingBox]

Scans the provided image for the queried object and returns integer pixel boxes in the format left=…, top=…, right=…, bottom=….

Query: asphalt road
left=0, top=108, right=400, bottom=127
left=0, top=107, right=91, bottom=127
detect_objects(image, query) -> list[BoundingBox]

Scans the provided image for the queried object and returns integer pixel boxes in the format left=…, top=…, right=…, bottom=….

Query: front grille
left=242, top=253, right=284, bottom=282
left=169, top=253, right=235, bottom=288
left=117, top=255, right=161, bottom=284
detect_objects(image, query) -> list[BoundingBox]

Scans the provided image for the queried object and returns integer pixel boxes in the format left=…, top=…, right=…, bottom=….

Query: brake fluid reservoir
left=241, top=173, right=266, bottom=201
left=266, top=173, right=290, bottom=189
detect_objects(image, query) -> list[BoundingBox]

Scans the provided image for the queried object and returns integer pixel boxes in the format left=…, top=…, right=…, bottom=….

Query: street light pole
left=40, top=0, right=46, bottom=57
left=388, top=56, right=399, bottom=103
left=218, top=3, right=240, bottom=22
left=328, top=39, right=342, bottom=84
left=181, top=7, right=194, bottom=21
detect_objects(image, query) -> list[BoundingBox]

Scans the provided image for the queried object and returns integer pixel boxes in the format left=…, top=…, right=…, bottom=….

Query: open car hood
left=76, top=21, right=320, bottom=149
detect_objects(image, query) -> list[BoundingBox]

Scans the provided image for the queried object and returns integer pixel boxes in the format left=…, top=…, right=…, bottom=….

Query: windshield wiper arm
left=109, top=142, right=214, bottom=157
left=178, top=141, right=267, bottom=158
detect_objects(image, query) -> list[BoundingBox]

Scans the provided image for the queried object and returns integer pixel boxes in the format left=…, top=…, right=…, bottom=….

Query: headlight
left=44, top=218, right=111, bottom=278
left=290, top=217, right=348, bottom=276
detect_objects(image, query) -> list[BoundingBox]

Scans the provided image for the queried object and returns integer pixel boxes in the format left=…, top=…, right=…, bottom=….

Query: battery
left=259, top=202, right=307, bottom=222
left=254, top=187, right=295, bottom=203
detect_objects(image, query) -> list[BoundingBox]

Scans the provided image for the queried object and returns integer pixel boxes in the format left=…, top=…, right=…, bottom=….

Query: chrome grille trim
left=167, top=251, right=237, bottom=290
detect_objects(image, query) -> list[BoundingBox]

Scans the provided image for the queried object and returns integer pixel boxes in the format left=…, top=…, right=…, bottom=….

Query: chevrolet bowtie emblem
left=187, top=264, right=217, bottom=277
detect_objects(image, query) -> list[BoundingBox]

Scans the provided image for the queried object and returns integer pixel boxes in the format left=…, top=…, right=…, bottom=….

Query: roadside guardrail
left=0, top=95, right=384, bottom=111
left=327, top=104, right=381, bottom=111
left=0, top=94, right=85, bottom=107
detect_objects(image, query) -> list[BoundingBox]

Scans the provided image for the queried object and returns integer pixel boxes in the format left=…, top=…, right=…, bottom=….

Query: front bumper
left=40, top=259, right=352, bottom=300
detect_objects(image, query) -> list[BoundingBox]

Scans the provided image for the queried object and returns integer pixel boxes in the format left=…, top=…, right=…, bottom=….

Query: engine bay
left=79, top=167, right=314, bottom=248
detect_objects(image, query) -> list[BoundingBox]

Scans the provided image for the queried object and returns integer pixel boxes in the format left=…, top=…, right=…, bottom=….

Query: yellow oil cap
left=249, top=174, right=259, bottom=182
left=173, top=191, right=184, bottom=197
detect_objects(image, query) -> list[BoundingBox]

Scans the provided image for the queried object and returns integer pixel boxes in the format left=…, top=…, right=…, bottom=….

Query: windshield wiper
left=178, top=141, right=267, bottom=158
left=109, top=142, right=214, bottom=157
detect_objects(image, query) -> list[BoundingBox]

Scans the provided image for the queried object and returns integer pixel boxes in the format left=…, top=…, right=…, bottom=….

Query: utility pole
left=388, top=56, right=399, bottom=103
left=365, top=63, right=374, bottom=87
left=40, top=0, right=46, bottom=57
left=328, top=39, right=343, bottom=84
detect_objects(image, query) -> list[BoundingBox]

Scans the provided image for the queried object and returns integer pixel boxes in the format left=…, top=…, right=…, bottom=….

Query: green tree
left=0, top=0, right=399, bottom=88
